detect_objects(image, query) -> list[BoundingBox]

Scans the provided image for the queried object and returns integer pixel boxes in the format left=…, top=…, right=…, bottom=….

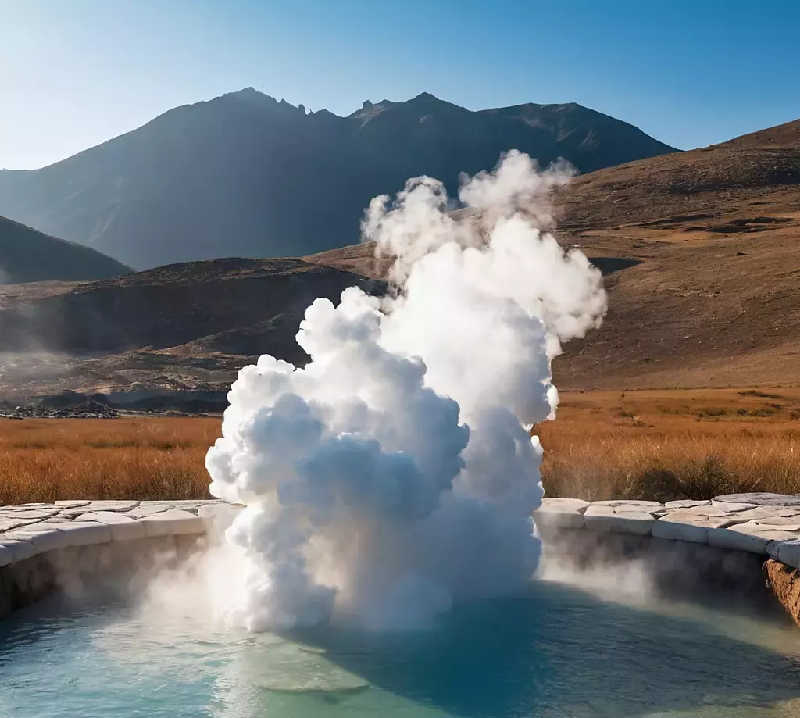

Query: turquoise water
left=2, top=581, right=800, bottom=718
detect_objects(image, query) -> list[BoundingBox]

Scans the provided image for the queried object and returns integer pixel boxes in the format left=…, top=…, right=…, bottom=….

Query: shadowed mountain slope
left=0, top=89, right=675, bottom=270
left=0, top=215, right=130, bottom=284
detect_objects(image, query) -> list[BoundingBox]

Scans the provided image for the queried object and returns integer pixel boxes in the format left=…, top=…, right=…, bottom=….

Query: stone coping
left=4, top=494, right=800, bottom=625
left=0, top=500, right=237, bottom=568
left=4, top=493, right=800, bottom=570
left=534, top=493, right=800, bottom=569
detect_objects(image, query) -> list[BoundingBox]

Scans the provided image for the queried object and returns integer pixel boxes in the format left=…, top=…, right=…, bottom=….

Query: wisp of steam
left=205, top=151, right=606, bottom=631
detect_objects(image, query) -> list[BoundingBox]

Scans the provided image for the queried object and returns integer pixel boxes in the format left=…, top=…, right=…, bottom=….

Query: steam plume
left=206, top=151, right=606, bottom=630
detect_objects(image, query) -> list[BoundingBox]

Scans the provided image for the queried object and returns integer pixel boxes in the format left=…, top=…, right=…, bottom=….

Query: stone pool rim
left=3, top=493, right=800, bottom=623
left=534, top=493, right=800, bottom=567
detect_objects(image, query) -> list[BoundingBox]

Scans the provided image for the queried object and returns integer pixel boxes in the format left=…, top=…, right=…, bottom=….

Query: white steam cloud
left=206, top=151, right=606, bottom=631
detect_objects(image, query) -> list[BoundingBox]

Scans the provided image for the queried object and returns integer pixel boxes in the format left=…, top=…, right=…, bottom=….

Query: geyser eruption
left=206, top=150, right=606, bottom=631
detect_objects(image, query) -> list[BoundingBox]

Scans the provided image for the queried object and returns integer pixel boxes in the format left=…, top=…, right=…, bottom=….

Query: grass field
left=1, top=387, right=799, bottom=504
left=0, top=417, right=218, bottom=504
left=539, top=387, right=800, bottom=501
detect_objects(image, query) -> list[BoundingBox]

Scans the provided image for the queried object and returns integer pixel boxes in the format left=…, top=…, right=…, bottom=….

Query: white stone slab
left=652, top=519, right=708, bottom=543
left=708, top=501, right=757, bottom=512
left=539, top=498, right=589, bottom=512
left=733, top=506, right=800, bottom=522
left=716, top=493, right=800, bottom=507
left=54, top=500, right=91, bottom=508
left=665, top=500, right=711, bottom=509
left=197, top=503, right=245, bottom=532
left=757, top=530, right=800, bottom=543
left=655, top=511, right=730, bottom=527
left=746, top=517, right=800, bottom=531
left=163, top=500, right=217, bottom=513
left=127, top=504, right=171, bottom=518
left=76, top=512, right=148, bottom=542
left=139, top=509, right=204, bottom=537
left=0, top=509, right=59, bottom=520
left=686, top=503, right=754, bottom=518
left=0, top=517, right=41, bottom=532
left=4, top=527, right=66, bottom=553
left=84, top=501, right=139, bottom=513
left=584, top=509, right=654, bottom=535
left=0, top=539, right=36, bottom=562
left=533, top=510, right=585, bottom=529
left=34, top=522, right=112, bottom=547
left=197, top=503, right=242, bottom=519
left=584, top=504, right=615, bottom=517
left=707, top=526, right=769, bottom=554
left=776, top=541, right=800, bottom=569
left=56, top=507, right=95, bottom=519
left=0, top=544, right=14, bottom=567
left=593, top=500, right=663, bottom=509
left=728, top=520, right=799, bottom=537
left=614, top=503, right=666, bottom=516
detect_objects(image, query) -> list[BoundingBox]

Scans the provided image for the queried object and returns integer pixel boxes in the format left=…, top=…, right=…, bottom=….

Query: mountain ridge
left=0, top=88, right=676, bottom=269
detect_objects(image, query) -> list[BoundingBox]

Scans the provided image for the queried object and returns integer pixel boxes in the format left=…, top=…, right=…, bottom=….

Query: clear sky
left=2, top=0, right=799, bottom=169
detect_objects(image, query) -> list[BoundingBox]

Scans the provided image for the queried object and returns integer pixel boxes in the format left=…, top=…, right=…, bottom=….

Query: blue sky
left=2, top=0, right=798, bottom=169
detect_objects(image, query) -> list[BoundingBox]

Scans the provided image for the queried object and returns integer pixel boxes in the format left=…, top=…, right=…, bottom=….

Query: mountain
left=0, top=215, right=130, bottom=284
left=0, top=89, right=676, bottom=270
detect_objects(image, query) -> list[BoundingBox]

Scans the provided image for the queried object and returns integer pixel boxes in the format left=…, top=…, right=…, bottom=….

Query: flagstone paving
left=0, top=500, right=233, bottom=565
left=3, top=494, right=800, bottom=569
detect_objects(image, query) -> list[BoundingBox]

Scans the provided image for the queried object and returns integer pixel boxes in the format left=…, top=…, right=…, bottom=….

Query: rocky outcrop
left=2, top=398, right=118, bottom=419
left=764, top=559, right=800, bottom=626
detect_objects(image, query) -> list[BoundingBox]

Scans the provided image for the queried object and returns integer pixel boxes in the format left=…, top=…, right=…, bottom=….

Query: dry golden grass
left=539, top=388, right=800, bottom=501
left=2, top=387, right=800, bottom=504
left=0, top=417, right=219, bottom=504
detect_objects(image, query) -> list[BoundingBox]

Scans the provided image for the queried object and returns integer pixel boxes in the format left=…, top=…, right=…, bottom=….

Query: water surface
left=1, top=581, right=799, bottom=717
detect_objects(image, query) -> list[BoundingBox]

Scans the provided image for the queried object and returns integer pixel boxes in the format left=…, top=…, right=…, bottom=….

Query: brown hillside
left=0, top=259, right=383, bottom=404
left=311, top=120, right=800, bottom=390
left=552, top=119, right=800, bottom=389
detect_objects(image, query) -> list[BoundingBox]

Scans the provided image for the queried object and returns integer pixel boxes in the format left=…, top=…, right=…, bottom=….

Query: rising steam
left=206, top=151, right=606, bottom=631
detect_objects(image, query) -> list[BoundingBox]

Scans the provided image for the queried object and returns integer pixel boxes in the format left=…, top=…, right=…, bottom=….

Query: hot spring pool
left=2, top=580, right=800, bottom=718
